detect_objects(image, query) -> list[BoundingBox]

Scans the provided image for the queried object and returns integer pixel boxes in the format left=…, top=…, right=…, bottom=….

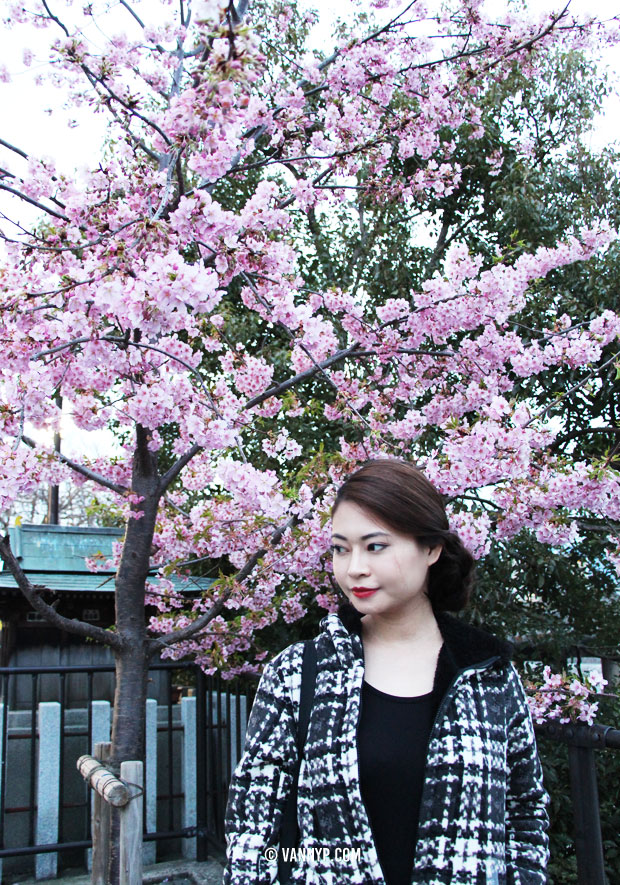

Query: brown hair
left=332, top=459, right=474, bottom=612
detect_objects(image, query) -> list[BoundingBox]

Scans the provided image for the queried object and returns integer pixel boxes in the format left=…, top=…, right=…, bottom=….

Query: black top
left=358, top=680, right=439, bottom=885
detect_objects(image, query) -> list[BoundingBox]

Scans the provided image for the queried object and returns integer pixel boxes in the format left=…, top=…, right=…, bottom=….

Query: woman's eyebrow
left=331, top=531, right=390, bottom=540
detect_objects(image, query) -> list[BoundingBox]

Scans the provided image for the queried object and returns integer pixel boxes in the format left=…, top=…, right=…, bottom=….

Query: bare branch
left=0, top=182, right=69, bottom=222
left=0, top=534, right=122, bottom=649
left=119, top=0, right=145, bottom=29
left=21, top=435, right=129, bottom=496
left=41, top=0, right=70, bottom=36
left=31, top=337, right=91, bottom=359
left=0, top=137, right=29, bottom=160
left=229, top=0, right=249, bottom=26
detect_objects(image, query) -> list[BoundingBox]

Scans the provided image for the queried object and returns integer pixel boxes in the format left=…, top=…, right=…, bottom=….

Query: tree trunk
left=108, top=642, right=150, bottom=884
left=107, top=425, right=161, bottom=883
left=111, top=642, right=150, bottom=764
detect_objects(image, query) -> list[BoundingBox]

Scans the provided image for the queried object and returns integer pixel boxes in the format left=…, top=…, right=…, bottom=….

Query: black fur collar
left=435, top=612, right=513, bottom=668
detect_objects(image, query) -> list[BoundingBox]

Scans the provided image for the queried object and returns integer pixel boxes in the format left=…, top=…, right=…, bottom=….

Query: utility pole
left=47, top=394, right=62, bottom=524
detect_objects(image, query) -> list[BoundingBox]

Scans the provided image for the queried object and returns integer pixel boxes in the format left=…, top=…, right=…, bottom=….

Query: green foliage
left=84, top=495, right=125, bottom=528
left=538, top=689, right=620, bottom=884
left=472, top=532, right=620, bottom=663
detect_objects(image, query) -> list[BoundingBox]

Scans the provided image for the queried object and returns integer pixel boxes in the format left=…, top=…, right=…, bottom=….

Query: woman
left=223, top=460, right=549, bottom=885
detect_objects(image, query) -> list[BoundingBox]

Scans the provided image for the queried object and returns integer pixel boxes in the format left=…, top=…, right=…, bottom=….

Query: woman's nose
left=348, top=547, right=370, bottom=576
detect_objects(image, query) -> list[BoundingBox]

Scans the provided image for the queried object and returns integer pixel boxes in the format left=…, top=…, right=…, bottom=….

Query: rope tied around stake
left=122, top=780, right=145, bottom=801
left=80, top=759, right=108, bottom=778
left=77, top=754, right=143, bottom=807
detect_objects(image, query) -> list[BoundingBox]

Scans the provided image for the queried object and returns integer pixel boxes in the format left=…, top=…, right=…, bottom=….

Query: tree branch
left=527, top=351, right=620, bottom=426
left=148, top=484, right=328, bottom=653
left=41, top=0, right=70, bottom=36
left=425, top=209, right=453, bottom=278
left=102, top=336, right=221, bottom=415
left=0, top=137, right=29, bottom=160
left=245, top=341, right=362, bottom=409
left=119, top=0, right=145, bottom=28
left=0, top=182, right=69, bottom=222
left=85, top=65, right=172, bottom=147
left=159, top=341, right=363, bottom=493
left=1, top=161, right=67, bottom=211
left=21, top=435, right=129, bottom=496
left=0, top=534, right=123, bottom=649
left=158, top=444, right=202, bottom=495
left=147, top=583, right=234, bottom=655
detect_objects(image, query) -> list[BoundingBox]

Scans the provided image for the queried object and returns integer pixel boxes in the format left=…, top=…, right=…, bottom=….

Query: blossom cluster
left=524, top=665, right=610, bottom=726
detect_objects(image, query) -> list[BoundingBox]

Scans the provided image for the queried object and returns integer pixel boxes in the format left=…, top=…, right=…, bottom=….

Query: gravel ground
left=7, top=858, right=225, bottom=885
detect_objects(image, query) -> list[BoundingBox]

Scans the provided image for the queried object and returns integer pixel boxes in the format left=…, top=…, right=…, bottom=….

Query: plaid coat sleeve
left=504, top=665, right=550, bottom=885
left=222, top=644, right=302, bottom=885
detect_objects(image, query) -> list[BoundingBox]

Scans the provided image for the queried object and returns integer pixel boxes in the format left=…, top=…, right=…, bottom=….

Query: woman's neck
left=360, top=604, right=443, bottom=696
left=361, top=601, right=441, bottom=647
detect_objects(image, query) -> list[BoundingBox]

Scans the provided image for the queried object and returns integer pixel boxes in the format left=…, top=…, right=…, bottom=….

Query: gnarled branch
left=0, top=534, right=123, bottom=649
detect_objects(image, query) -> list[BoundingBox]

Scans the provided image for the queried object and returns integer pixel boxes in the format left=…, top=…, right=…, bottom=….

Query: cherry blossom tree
left=1, top=0, right=620, bottom=790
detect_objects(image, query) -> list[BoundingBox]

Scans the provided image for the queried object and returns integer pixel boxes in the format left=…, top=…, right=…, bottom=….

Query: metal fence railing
left=535, top=722, right=620, bottom=885
left=0, top=662, right=253, bottom=880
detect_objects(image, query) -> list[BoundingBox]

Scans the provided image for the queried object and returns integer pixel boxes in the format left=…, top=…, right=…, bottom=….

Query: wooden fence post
left=77, top=753, right=140, bottom=885
left=91, top=742, right=112, bottom=885
left=119, top=761, right=143, bottom=885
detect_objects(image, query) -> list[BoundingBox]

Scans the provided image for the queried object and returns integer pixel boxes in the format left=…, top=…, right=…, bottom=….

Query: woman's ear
left=427, top=544, right=442, bottom=567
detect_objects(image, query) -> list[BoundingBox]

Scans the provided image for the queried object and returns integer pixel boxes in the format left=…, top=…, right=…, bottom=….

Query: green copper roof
left=7, top=524, right=122, bottom=573
left=0, top=525, right=212, bottom=595
left=0, top=572, right=211, bottom=595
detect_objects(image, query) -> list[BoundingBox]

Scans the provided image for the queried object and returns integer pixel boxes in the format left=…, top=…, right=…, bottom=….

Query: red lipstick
left=351, top=587, right=378, bottom=598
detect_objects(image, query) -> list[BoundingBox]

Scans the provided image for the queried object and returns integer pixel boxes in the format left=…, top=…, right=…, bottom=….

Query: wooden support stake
left=92, top=743, right=111, bottom=885
left=119, top=760, right=143, bottom=885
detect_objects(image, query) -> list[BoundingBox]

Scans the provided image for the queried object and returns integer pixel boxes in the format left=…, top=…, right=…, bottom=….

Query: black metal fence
left=193, top=665, right=256, bottom=859
left=535, top=722, right=620, bottom=885
left=0, top=661, right=254, bottom=879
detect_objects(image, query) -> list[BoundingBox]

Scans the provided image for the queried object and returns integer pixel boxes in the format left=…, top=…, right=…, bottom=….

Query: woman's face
left=331, top=500, right=441, bottom=621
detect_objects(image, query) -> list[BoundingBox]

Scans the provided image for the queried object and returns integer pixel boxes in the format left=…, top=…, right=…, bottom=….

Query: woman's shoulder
left=260, top=611, right=358, bottom=682
left=262, top=639, right=307, bottom=678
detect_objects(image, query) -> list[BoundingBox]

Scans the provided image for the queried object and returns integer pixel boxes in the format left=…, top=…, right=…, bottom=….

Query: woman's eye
left=368, top=543, right=387, bottom=552
left=331, top=544, right=346, bottom=555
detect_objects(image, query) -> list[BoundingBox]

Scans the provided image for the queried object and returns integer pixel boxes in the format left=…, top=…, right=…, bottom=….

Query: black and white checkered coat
left=223, top=611, right=549, bottom=885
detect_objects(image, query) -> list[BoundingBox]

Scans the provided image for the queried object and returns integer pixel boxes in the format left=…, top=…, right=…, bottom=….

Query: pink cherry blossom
left=0, top=0, right=618, bottom=684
